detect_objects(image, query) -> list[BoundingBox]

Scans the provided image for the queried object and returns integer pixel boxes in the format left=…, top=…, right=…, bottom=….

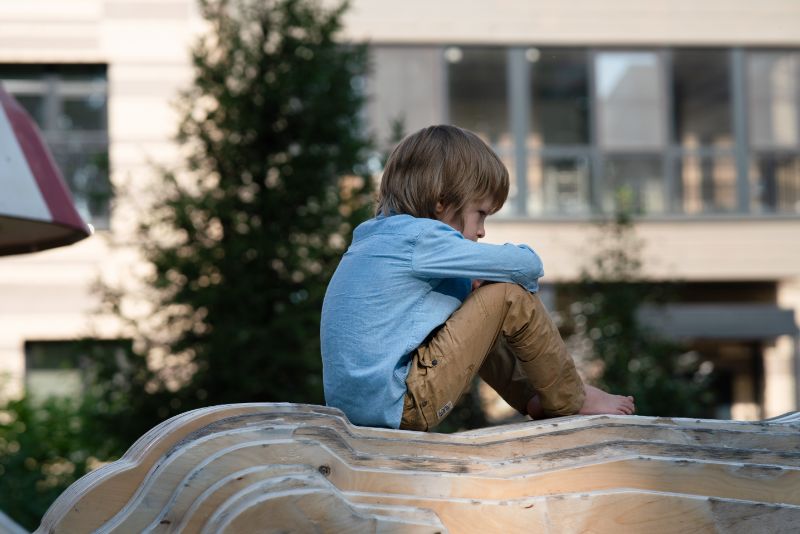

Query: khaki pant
left=400, top=283, right=586, bottom=431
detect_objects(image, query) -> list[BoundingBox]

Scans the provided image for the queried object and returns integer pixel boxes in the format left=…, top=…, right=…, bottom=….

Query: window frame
left=374, top=44, right=800, bottom=220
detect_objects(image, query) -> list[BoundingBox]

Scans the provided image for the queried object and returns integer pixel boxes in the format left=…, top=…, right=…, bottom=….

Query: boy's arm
left=411, top=223, right=544, bottom=292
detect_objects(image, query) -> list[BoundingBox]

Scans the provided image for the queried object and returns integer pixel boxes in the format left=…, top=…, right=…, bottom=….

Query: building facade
left=0, top=0, right=798, bottom=418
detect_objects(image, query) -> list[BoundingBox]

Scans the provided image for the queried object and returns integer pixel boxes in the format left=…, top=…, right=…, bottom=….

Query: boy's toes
left=617, top=402, right=634, bottom=415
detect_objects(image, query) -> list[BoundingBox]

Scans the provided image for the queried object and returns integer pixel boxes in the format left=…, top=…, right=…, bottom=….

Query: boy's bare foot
left=526, top=384, right=635, bottom=419
left=578, top=384, right=635, bottom=416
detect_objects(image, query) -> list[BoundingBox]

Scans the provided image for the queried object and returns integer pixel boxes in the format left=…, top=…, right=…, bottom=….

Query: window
left=525, top=49, right=592, bottom=216
left=672, top=49, right=733, bottom=149
left=446, top=47, right=516, bottom=215
left=367, top=47, right=445, bottom=148
left=676, top=155, right=738, bottom=214
left=530, top=49, right=589, bottom=146
left=0, top=65, right=110, bottom=228
left=595, top=51, right=666, bottom=215
left=447, top=47, right=510, bottom=146
left=747, top=52, right=799, bottom=150
left=747, top=52, right=800, bottom=214
left=595, top=51, right=666, bottom=150
left=751, top=155, right=800, bottom=213
left=534, top=156, right=592, bottom=215
left=670, top=49, right=737, bottom=214
left=372, top=45, right=800, bottom=218
left=25, top=339, right=131, bottom=400
left=602, top=156, right=665, bottom=214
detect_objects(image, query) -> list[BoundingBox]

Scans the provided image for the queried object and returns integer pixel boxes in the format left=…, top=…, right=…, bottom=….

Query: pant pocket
left=399, top=388, right=428, bottom=431
left=404, top=348, right=443, bottom=430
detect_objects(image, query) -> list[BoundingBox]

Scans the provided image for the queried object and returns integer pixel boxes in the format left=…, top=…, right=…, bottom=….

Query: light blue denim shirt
left=320, top=214, right=544, bottom=429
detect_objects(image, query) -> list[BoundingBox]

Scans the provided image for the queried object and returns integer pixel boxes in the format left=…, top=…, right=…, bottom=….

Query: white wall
left=341, top=0, right=800, bottom=46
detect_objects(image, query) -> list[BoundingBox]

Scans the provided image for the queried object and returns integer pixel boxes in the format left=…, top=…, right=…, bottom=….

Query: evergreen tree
left=100, top=0, right=374, bottom=441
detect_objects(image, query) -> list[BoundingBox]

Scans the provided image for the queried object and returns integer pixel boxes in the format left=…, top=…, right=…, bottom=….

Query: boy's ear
left=434, top=201, right=446, bottom=217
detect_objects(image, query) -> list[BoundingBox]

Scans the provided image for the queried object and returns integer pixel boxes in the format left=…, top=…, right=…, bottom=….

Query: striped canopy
left=0, top=84, right=92, bottom=255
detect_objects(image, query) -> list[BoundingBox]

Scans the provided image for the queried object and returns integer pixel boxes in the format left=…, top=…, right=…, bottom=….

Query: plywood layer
left=37, top=403, right=800, bottom=533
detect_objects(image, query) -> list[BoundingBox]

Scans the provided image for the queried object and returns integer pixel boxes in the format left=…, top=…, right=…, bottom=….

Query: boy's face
left=435, top=198, right=494, bottom=242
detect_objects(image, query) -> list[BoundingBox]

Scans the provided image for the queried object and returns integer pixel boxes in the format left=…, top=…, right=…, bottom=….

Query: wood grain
left=36, top=404, right=800, bottom=533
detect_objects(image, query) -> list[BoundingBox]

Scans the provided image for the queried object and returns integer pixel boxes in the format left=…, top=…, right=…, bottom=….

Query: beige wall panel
left=778, top=279, right=800, bottom=310
left=109, top=96, right=182, bottom=142
left=486, top=220, right=800, bottom=281
left=0, top=1, right=101, bottom=20
left=100, top=22, right=194, bottom=63
left=343, top=0, right=800, bottom=45
left=0, top=25, right=102, bottom=63
left=0, top=285, right=97, bottom=316
left=110, top=141, right=183, bottom=170
left=0, top=238, right=108, bottom=286
left=0, top=0, right=100, bottom=62
left=0, top=315, right=100, bottom=341
left=109, top=63, right=193, bottom=97
left=104, top=1, right=191, bottom=20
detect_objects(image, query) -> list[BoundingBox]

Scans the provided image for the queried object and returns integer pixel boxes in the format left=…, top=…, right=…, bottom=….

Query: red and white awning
left=0, top=84, right=92, bottom=255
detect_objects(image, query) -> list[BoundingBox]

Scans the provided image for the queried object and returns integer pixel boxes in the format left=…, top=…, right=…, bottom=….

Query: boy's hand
left=471, top=279, right=485, bottom=291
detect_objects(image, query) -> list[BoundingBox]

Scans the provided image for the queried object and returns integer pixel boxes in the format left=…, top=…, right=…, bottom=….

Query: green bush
left=0, top=393, right=125, bottom=530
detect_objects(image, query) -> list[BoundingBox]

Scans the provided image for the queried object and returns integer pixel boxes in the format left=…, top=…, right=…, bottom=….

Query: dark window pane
left=58, top=65, right=106, bottom=82
left=447, top=47, right=519, bottom=216
left=528, top=156, right=591, bottom=215
left=26, top=339, right=131, bottom=400
left=447, top=47, right=510, bottom=146
left=677, top=155, right=737, bottom=213
left=751, top=155, right=800, bottom=213
left=530, top=49, right=589, bottom=145
left=602, top=156, right=665, bottom=214
left=748, top=52, right=799, bottom=149
left=596, top=52, right=666, bottom=150
left=0, top=65, right=47, bottom=80
left=60, top=94, right=106, bottom=131
left=25, top=340, right=85, bottom=400
left=12, top=94, right=46, bottom=127
left=672, top=49, right=733, bottom=148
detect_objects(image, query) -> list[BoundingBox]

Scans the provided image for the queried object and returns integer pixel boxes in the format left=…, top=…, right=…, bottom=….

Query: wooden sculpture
left=37, top=403, right=800, bottom=533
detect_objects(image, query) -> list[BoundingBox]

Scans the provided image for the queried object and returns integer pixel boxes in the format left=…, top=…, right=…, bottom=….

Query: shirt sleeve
left=410, top=222, right=544, bottom=292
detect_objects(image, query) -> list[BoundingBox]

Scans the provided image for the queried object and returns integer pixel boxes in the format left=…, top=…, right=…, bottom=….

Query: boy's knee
left=474, top=282, right=525, bottom=299
left=474, top=282, right=536, bottom=307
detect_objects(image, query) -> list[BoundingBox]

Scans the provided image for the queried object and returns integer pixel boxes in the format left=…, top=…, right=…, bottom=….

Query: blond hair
left=376, top=125, right=509, bottom=219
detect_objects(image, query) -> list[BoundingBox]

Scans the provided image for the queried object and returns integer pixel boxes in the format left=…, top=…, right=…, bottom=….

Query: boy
left=321, top=125, right=634, bottom=431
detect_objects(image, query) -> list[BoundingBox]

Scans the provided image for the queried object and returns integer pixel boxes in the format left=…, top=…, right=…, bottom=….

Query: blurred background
left=0, top=0, right=799, bottom=529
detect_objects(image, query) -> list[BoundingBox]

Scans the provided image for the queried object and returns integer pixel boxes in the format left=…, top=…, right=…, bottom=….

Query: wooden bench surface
left=37, top=404, right=800, bottom=533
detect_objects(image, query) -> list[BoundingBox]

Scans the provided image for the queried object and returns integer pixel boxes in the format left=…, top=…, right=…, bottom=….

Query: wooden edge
left=36, top=405, right=800, bottom=533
